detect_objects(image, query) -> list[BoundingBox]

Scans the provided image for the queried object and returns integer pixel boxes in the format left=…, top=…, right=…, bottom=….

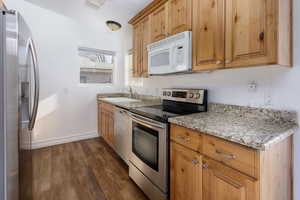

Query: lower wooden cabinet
left=170, top=124, right=293, bottom=200
left=202, top=158, right=258, bottom=200
left=171, top=141, right=259, bottom=200
left=170, top=142, right=202, bottom=200
left=98, top=101, right=115, bottom=149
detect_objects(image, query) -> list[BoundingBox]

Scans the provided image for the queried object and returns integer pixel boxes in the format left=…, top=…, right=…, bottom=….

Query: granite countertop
left=169, top=103, right=298, bottom=150
left=97, top=93, right=161, bottom=109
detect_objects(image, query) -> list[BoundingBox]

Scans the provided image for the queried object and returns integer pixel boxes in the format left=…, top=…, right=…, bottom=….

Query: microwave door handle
left=27, top=38, right=40, bottom=131
left=170, top=44, right=175, bottom=69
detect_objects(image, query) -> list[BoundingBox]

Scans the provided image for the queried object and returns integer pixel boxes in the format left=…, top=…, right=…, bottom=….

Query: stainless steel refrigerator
left=0, top=9, right=39, bottom=200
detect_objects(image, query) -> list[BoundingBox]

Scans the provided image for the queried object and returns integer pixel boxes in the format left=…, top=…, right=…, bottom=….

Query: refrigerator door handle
left=27, top=38, right=39, bottom=131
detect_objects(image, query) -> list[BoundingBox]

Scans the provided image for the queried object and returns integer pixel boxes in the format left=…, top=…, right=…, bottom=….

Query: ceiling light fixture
left=87, top=0, right=106, bottom=8
left=106, top=21, right=122, bottom=31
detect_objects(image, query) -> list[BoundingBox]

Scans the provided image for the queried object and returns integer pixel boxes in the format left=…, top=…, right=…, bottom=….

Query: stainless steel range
left=128, top=89, right=207, bottom=200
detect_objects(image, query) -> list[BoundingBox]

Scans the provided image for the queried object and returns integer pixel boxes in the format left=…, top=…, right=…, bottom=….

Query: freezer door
left=18, top=37, right=35, bottom=200
left=18, top=14, right=39, bottom=200
left=0, top=11, right=19, bottom=200
left=18, top=13, right=39, bottom=132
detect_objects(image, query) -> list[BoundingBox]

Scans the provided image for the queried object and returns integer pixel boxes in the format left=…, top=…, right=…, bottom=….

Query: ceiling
left=22, top=0, right=154, bottom=29
left=102, top=0, right=153, bottom=20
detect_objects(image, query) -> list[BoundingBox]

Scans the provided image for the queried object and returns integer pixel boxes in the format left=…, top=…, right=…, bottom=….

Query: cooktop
left=130, top=89, right=208, bottom=123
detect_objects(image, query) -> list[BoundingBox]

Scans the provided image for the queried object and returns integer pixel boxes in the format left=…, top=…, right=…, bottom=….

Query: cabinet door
left=97, top=103, right=101, bottom=136
left=133, top=24, right=142, bottom=77
left=168, top=0, right=192, bottom=36
left=170, top=142, right=202, bottom=200
left=225, top=0, right=277, bottom=68
left=192, top=0, right=225, bottom=71
left=203, top=158, right=259, bottom=200
left=151, top=3, right=169, bottom=42
left=105, top=111, right=110, bottom=143
left=108, top=109, right=115, bottom=149
left=101, top=108, right=107, bottom=141
left=141, top=16, right=150, bottom=77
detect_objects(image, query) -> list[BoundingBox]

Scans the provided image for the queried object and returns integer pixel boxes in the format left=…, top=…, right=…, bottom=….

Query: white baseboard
left=31, top=131, right=100, bottom=149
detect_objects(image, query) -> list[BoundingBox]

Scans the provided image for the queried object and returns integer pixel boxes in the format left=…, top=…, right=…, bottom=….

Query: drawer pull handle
left=192, top=159, right=199, bottom=165
left=176, top=135, right=191, bottom=141
left=215, top=149, right=237, bottom=159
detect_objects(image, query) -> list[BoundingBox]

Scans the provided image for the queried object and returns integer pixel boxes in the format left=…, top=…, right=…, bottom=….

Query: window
left=125, top=49, right=144, bottom=87
left=125, top=49, right=133, bottom=86
left=79, top=47, right=116, bottom=84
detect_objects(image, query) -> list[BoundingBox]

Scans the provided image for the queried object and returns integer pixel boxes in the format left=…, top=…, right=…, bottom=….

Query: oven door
left=130, top=114, right=168, bottom=193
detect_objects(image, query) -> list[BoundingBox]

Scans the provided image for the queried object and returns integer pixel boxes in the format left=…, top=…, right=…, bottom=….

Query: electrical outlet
left=248, top=81, right=257, bottom=92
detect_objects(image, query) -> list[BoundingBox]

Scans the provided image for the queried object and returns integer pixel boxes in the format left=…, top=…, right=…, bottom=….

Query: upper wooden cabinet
left=168, top=0, right=192, bottom=36
left=129, top=0, right=192, bottom=77
left=192, top=0, right=225, bottom=71
left=150, top=2, right=169, bottom=43
left=141, top=16, right=151, bottom=77
left=133, top=24, right=142, bottom=77
left=129, top=0, right=292, bottom=74
left=224, top=0, right=276, bottom=68
left=192, top=0, right=292, bottom=71
left=133, top=17, right=150, bottom=77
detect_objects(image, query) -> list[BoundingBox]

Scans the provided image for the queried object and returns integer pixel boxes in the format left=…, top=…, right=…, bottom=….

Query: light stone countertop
left=169, top=103, right=298, bottom=151
left=97, top=93, right=161, bottom=109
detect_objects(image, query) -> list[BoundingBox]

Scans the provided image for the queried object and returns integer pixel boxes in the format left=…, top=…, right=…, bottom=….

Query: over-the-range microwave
left=147, top=31, right=192, bottom=75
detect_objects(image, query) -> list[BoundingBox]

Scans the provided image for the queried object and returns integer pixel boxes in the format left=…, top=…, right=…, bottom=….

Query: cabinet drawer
left=170, top=124, right=202, bottom=152
left=203, top=135, right=259, bottom=178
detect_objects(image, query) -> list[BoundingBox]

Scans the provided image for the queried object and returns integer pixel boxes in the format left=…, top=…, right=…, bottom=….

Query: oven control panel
left=162, top=89, right=207, bottom=104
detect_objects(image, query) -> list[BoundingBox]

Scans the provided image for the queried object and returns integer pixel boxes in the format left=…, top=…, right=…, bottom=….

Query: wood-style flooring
left=32, top=138, right=148, bottom=200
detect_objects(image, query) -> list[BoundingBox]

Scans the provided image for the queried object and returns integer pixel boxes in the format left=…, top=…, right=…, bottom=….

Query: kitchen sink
left=102, top=97, right=141, bottom=103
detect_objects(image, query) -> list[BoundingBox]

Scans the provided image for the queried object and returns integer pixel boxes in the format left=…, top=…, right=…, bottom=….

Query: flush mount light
left=106, top=20, right=122, bottom=31
left=87, top=0, right=106, bottom=8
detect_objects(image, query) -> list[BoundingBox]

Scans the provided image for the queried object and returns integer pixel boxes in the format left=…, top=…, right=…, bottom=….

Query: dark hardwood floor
left=32, top=138, right=148, bottom=200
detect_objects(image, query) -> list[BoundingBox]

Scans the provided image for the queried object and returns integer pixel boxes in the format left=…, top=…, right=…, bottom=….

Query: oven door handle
left=131, top=114, right=165, bottom=129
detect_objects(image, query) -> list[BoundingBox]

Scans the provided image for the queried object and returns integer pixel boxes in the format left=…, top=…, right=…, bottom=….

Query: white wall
left=5, top=0, right=133, bottom=147
left=126, top=1, right=300, bottom=199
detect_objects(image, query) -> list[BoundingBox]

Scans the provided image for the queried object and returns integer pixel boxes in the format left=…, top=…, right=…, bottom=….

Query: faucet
left=129, top=86, right=134, bottom=98
left=128, top=86, right=139, bottom=99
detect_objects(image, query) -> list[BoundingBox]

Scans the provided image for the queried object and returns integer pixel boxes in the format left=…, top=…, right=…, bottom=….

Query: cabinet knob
left=202, top=163, right=208, bottom=169
left=259, top=32, right=265, bottom=41
left=216, top=60, right=222, bottom=65
left=192, top=159, right=199, bottom=165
